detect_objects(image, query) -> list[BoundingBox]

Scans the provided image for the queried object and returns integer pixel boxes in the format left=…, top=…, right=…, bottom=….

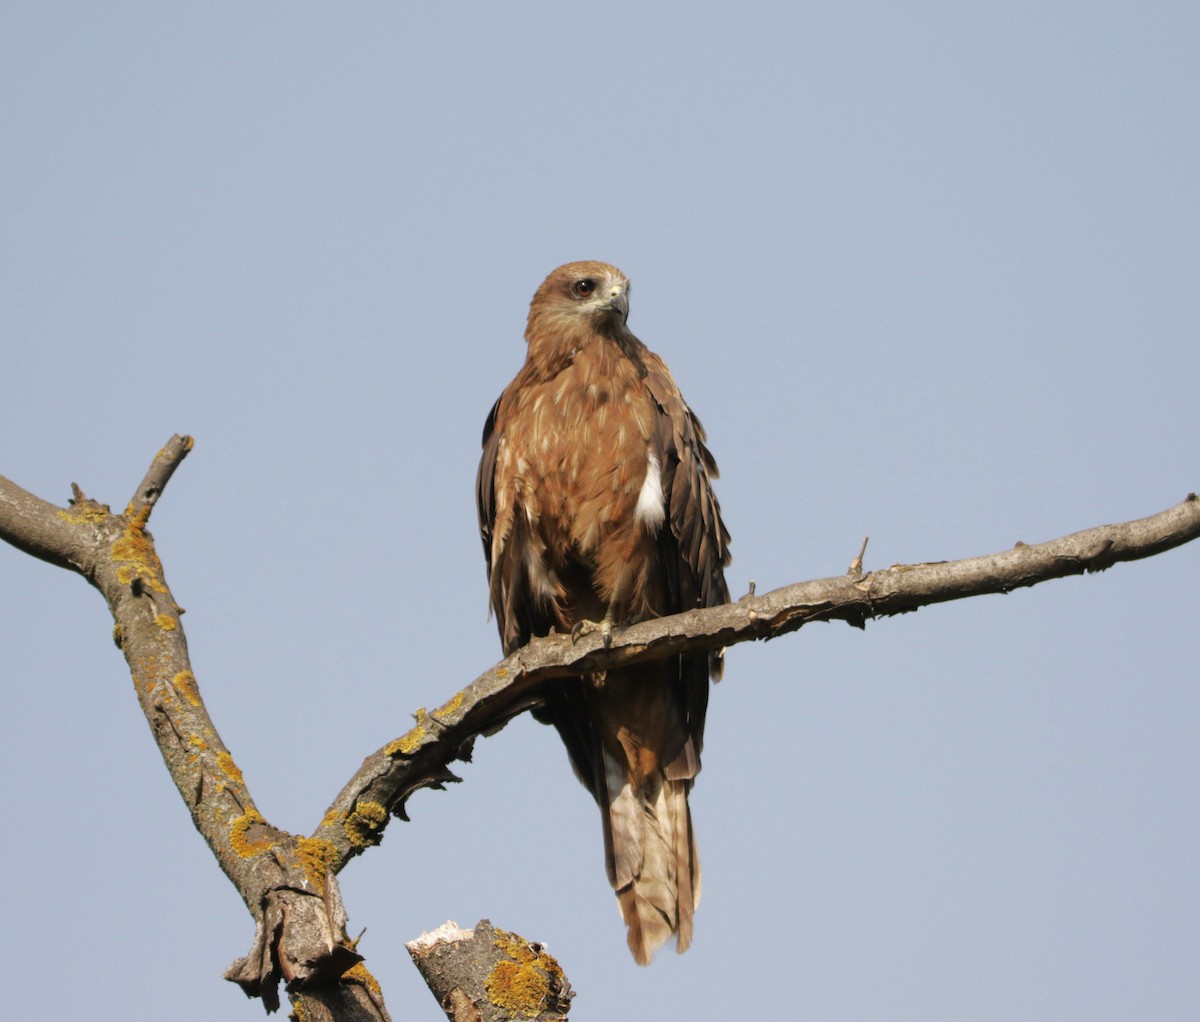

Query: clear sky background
left=2, top=3, right=1197, bottom=1020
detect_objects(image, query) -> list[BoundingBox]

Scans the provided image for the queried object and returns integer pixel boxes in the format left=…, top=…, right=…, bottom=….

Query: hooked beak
left=606, top=288, right=629, bottom=321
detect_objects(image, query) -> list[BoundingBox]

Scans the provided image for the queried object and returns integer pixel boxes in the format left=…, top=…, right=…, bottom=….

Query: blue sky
left=2, top=3, right=1197, bottom=1019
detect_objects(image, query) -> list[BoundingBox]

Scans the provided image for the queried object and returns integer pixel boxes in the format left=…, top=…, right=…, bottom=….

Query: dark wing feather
left=476, top=397, right=501, bottom=573
left=644, top=358, right=731, bottom=757
left=477, top=395, right=544, bottom=652
left=476, top=394, right=539, bottom=653
left=478, top=393, right=599, bottom=791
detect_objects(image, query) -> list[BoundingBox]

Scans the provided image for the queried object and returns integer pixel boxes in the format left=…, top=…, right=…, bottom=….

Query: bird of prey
left=476, top=261, right=730, bottom=963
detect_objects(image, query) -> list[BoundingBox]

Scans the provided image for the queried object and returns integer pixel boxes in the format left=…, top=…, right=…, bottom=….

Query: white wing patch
left=635, top=450, right=666, bottom=530
left=523, top=539, right=556, bottom=601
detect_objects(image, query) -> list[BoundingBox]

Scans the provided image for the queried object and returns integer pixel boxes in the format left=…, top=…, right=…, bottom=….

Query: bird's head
left=526, top=261, right=631, bottom=346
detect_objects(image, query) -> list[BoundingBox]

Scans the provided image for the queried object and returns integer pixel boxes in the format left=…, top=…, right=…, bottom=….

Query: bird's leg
left=570, top=580, right=627, bottom=649
left=571, top=557, right=636, bottom=648
left=570, top=608, right=617, bottom=648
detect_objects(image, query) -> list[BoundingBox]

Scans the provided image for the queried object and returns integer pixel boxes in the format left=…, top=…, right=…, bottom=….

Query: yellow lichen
left=344, top=801, right=387, bottom=848
left=188, top=734, right=209, bottom=751
left=295, top=836, right=337, bottom=893
left=172, top=670, right=201, bottom=707
left=486, top=961, right=547, bottom=1015
left=435, top=691, right=464, bottom=718
left=343, top=962, right=382, bottom=997
left=109, top=514, right=168, bottom=593
left=493, top=929, right=538, bottom=965
left=125, top=501, right=152, bottom=530
left=217, top=750, right=244, bottom=783
left=155, top=613, right=177, bottom=631
left=484, top=930, right=563, bottom=1018
left=385, top=712, right=427, bottom=757
left=56, top=503, right=109, bottom=525
left=112, top=624, right=124, bottom=649
left=230, top=809, right=275, bottom=858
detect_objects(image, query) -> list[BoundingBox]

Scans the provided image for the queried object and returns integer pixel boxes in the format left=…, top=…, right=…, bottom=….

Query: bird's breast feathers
left=499, top=341, right=664, bottom=555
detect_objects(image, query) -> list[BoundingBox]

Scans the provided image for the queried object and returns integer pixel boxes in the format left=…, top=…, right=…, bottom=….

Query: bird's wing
left=643, top=355, right=731, bottom=757
left=476, top=396, right=501, bottom=573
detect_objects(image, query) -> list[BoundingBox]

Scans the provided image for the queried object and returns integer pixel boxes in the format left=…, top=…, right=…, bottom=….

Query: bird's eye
left=573, top=279, right=596, bottom=297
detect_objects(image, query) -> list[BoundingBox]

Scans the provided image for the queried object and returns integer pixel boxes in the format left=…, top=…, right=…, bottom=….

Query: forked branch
left=1, top=436, right=1197, bottom=1020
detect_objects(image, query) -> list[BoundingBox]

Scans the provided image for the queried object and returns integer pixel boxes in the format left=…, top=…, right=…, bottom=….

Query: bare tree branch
left=316, top=491, right=1200, bottom=864
left=127, top=434, right=195, bottom=522
left=2, top=436, right=1196, bottom=1019
left=1, top=438, right=385, bottom=1019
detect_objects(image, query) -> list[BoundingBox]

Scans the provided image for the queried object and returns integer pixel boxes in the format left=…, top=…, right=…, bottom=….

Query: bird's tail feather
left=601, top=747, right=701, bottom=965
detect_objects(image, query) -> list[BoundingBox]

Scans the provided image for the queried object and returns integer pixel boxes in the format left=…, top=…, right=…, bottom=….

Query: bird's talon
left=570, top=617, right=616, bottom=647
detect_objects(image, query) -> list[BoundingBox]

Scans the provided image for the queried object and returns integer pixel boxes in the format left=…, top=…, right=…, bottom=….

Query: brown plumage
left=476, top=261, right=730, bottom=964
